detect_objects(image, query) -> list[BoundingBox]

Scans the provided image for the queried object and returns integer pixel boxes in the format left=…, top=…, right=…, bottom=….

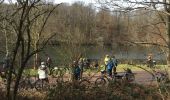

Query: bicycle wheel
left=51, top=69, right=59, bottom=78
left=126, top=74, right=135, bottom=82
left=42, top=81, right=50, bottom=91
left=95, top=77, right=106, bottom=87
left=63, top=67, right=69, bottom=73
left=35, top=80, right=43, bottom=91
left=59, top=68, right=67, bottom=76
left=18, top=80, right=26, bottom=90
left=35, top=80, right=49, bottom=91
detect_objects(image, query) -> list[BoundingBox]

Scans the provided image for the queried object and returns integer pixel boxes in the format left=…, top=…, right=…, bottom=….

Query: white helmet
left=41, top=62, right=45, bottom=65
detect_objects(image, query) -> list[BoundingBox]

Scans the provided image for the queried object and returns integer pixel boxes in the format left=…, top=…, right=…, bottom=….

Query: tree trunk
left=166, top=6, right=170, bottom=78
left=34, top=53, right=38, bottom=69
left=12, top=65, right=24, bottom=100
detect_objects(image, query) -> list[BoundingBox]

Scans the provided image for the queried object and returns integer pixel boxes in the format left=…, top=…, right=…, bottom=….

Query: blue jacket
left=107, top=61, right=113, bottom=70
left=111, top=58, right=118, bottom=67
left=74, top=66, right=81, bottom=74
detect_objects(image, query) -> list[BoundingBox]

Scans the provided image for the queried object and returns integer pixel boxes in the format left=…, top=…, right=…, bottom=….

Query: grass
left=23, top=69, right=38, bottom=77
left=117, top=64, right=148, bottom=72
left=21, top=64, right=168, bottom=77
left=98, top=64, right=168, bottom=72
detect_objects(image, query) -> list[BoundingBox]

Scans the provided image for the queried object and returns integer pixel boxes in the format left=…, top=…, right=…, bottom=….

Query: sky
left=4, top=0, right=96, bottom=4
left=53, top=0, right=95, bottom=4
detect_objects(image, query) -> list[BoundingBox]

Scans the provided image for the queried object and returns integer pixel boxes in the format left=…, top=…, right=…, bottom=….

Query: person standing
left=104, top=55, right=110, bottom=70
left=72, top=61, right=81, bottom=81
left=46, top=55, right=52, bottom=74
left=111, top=56, right=118, bottom=74
left=146, top=54, right=154, bottom=68
left=104, top=55, right=113, bottom=77
left=1, top=55, right=10, bottom=78
left=38, top=62, right=49, bottom=83
left=78, top=58, right=84, bottom=79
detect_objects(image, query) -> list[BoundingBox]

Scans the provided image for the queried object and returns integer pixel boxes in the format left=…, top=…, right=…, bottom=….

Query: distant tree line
left=0, top=2, right=165, bottom=47
left=43, top=2, right=165, bottom=46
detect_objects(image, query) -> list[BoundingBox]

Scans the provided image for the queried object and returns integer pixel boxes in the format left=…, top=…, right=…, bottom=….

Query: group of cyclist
left=71, top=53, right=156, bottom=81
left=0, top=53, right=156, bottom=83
left=71, top=54, right=118, bottom=80
left=104, top=55, right=118, bottom=77
left=0, top=54, right=118, bottom=82
left=72, top=57, right=90, bottom=80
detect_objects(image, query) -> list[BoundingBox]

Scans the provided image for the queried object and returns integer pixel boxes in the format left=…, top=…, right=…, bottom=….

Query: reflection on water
left=0, top=45, right=166, bottom=65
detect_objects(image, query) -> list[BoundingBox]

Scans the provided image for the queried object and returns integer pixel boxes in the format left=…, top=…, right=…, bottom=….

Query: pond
left=0, top=45, right=167, bottom=66
left=41, top=45, right=167, bottom=65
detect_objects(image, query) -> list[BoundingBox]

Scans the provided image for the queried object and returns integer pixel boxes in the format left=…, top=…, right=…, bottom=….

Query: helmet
left=83, top=58, right=86, bottom=61
left=106, top=54, right=109, bottom=57
left=73, top=61, right=77, bottom=64
left=41, top=62, right=45, bottom=65
left=79, top=58, right=83, bottom=61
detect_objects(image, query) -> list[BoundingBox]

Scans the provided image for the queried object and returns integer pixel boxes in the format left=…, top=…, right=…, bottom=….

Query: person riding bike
left=38, top=62, right=49, bottom=83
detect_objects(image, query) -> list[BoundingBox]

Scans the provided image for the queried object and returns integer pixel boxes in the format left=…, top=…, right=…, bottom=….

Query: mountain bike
left=78, top=71, right=98, bottom=89
left=19, top=75, right=50, bottom=91
left=34, top=78, right=50, bottom=91
left=18, top=75, right=35, bottom=90
left=49, top=66, right=69, bottom=78
left=95, top=68, right=135, bottom=87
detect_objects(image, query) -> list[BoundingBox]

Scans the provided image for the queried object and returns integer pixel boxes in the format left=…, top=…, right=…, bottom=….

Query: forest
left=0, top=0, right=170, bottom=100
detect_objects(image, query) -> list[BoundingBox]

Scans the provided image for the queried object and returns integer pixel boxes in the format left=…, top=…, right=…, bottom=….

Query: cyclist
left=94, top=60, right=99, bottom=69
left=111, top=56, right=118, bottom=74
left=38, top=62, right=49, bottom=83
left=0, top=55, right=11, bottom=79
left=46, top=55, right=52, bottom=74
left=146, top=54, right=155, bottom=68
left=78, top=58, right=84, bottom=79
left=83, top=58, right=88, bottom=69
left=104, top=55, right=113, bottom=77
left=104, top=55, right=110, bottom=68
left=72, top=61, right=81, bottom=80
left=107, top=60, right=114, bottom=77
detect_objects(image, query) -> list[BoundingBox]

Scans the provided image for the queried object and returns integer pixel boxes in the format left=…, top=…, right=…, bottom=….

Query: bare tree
left=96, top=0, right=170, bottom=77
left=0, top=1, right=61, bottom=100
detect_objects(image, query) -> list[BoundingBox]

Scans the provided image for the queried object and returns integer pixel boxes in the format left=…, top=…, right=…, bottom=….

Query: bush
left=46, top=81, right=163, bottom=100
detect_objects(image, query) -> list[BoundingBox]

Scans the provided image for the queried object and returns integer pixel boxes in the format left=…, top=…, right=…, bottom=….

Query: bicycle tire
left=18, top=80, right=26, bottom=90
left=59, top=68, right=67, bottom=76
left=51, top=69, right=59, bottom=78
left=19, top=78, right=31, bottom=90
left=95, top=77, right=106, bottom=87
left=126, top=73, right=135, bottom=82
left=35, top=80, right=49, bottom=91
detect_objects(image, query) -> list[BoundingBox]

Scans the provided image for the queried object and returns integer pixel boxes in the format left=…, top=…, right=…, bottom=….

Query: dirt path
left=0, top=70, right=157, bottom=91
left=133, top=71, right=155, bottom=85
left=49, top=71, right=157, bottom=85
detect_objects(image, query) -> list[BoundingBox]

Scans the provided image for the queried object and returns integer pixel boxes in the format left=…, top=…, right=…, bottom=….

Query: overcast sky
left=4, top=0, right=95, bottom=4
left=54, top=0, right=95, bottom=4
